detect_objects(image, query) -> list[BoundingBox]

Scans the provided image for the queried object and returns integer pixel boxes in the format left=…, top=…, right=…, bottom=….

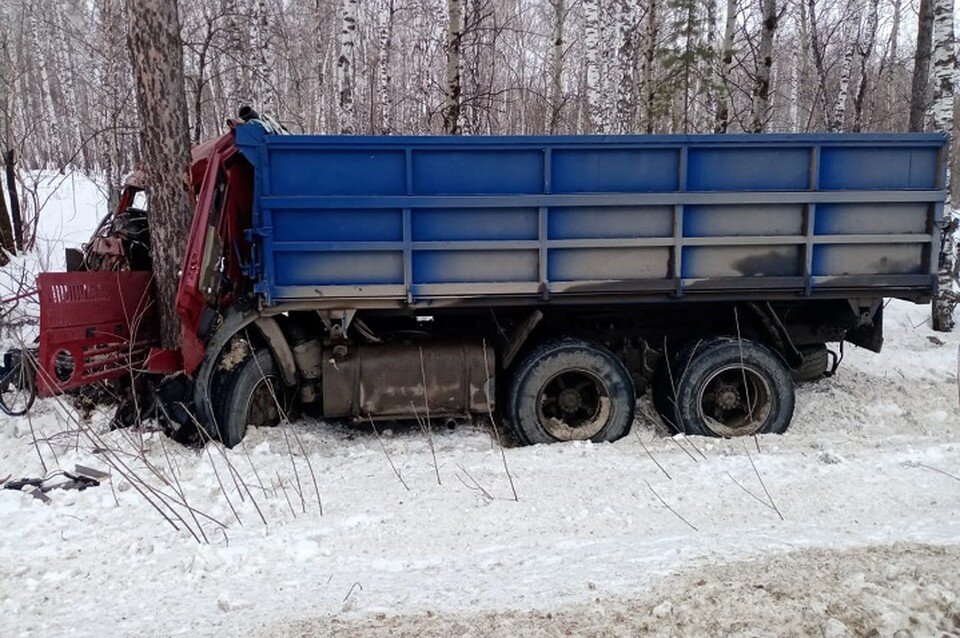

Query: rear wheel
left=660, top=338, right=794, bottom=438
left=508, top=339, right=635, bottom=445
left=217, top=349, right=287, bottom=447
left=791, top=344, right=829, bottom=383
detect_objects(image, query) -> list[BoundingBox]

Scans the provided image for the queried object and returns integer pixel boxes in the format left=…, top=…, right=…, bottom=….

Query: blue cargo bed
left=235, top=125, right=945, bottom=308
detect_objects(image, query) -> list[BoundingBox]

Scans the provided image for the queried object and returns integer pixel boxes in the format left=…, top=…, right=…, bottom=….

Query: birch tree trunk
left=442, top=0, right=463, bottom=134
left=909, top=0, right=935, bottom=132
left=252, top=0, right=274, bottom=114
left=831, top=0, right=861, bottom=132
left=851, top=0, right=878, bottom=132
left=314, top=0, right=328, bottom=133
left=640, top=0, right=658, bottom=133
left=584, top=0, right=603, bottom=133
left=337, top=0, right=358, bottom=134
left=714, top=0, right=736, bottom=133
left=614, top=0, right=641, bottom=132
left=127, top=0, right=194, bottom=348
left=930, top=0, right=957, bottom=332
left=376, top=0, right=395, bottom=134
left=749, top=0, right=777, bottom=133
left=548, top=0, right=565, bottom=134
left=702, top=0, right=718, bottom=131
left=28, top=7, right=55, bottom=164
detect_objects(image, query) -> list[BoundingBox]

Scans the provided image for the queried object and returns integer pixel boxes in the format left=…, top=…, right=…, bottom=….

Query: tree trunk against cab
left=127, top=0, right=194, bottom=348
left=749, top=0, right=777, bottom=133
left=850, top=0, right=878, bottom=132
left=909, top=0, right=935, bottom=132
left=929, top=0, right=957, bottom=332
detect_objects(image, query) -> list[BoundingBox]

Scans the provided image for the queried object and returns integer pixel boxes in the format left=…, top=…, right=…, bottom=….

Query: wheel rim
left=244, top=376, right=283, bottom=429
left=536, top=369, right=611, bottom=441
left=0, top=356, right=35, bottom=417
left=696, top=364, right=772, bottom=437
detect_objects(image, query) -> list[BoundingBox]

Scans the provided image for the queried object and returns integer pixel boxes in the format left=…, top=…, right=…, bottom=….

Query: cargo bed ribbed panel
left=235, top=126, right=945, bottom=308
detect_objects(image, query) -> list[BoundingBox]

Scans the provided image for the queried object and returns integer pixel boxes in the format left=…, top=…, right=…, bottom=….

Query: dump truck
left=6, top=112, right=947, bottom=446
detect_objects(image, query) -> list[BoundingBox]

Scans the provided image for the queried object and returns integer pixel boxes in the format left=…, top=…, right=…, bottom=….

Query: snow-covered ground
left=1, top=175, right=959, bottom=637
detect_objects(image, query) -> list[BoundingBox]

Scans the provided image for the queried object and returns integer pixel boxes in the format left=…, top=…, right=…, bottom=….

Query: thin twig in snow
left=280, top=423, right=307, bottom=514
left=725, top=471, right=778, bottom=512
left=743, top=439, right=784, bottom=520
left=288, top=424, right=324, bottom=515
left=368, top=415, right=410, bottom=491
left=455, top=463, right=494, bottom=502
left=915, top=462, right=960, bottom=482
left=635, top=430, right=671, bottom=480
left=732, top=307, right=762, bottom=454
left=343, top=582, right=363, bottom=603
left=644, top=479, right=697, bottom=531
left=417, top=345, right=442, bottom=485
left=276, top=471, right=298, bottom=518
left=481, top=338, right=519, bottom=501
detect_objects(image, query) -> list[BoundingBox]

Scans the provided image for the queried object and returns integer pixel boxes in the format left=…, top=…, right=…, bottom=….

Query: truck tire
left=791, top=344, right=829, bottom=383
left=508, top=339, right=635, bottom=445
left=217, top=349, right=287, bottom=447
left=668, top=338, right=794, bottom=438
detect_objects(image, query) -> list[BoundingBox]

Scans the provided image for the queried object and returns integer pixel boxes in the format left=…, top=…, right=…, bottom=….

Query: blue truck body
left=235, top=125, right=945, bottom=309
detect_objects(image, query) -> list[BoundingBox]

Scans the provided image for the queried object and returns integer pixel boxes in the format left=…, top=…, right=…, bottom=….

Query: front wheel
left=0, top=350, right=36, bottom=417
left=216, top=349, right=287, bottom=447
left=665, top=338, right=795, bottom=438
left=508, top=339, right=635, bottom=445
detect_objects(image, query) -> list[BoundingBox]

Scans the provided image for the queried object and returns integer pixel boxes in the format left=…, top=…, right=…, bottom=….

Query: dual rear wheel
left=508, top=337, right=795, bottom=444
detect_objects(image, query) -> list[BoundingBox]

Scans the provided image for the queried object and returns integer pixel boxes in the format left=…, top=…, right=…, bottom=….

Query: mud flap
left=845, top=303, right=883, bottom=353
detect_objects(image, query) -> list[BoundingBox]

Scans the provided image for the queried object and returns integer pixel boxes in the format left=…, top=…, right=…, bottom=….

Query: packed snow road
left=1, top=299, right=959, bottom=637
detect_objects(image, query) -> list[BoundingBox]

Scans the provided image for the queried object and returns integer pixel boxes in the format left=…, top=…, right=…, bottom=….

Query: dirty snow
left=1, top=174, right=959, bottom=637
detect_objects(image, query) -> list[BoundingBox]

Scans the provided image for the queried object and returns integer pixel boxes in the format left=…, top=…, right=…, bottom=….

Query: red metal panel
left=35, top=272, right=159, bottom=396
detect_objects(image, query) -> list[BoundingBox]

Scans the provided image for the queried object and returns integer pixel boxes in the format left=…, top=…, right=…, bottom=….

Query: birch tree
left=376, top=0, right=395, bottom=134
left=548, top=0, right=566, bottom=133
left=442, top=0, right=464, bottom=134
left=337, top=0, right=357, bottom=134
left=714, top=0, right=737, bottom=133
left=930, top=0, right=957, bottom=331
left=584, top=0, right=603, bottom=133
left=640, top=0, right=658, bottom=133
left=749, top=0, right=777, bottom=132
left=127, top=0, right=194, bottom=347
left=831, top=0, right=861, bottom=132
